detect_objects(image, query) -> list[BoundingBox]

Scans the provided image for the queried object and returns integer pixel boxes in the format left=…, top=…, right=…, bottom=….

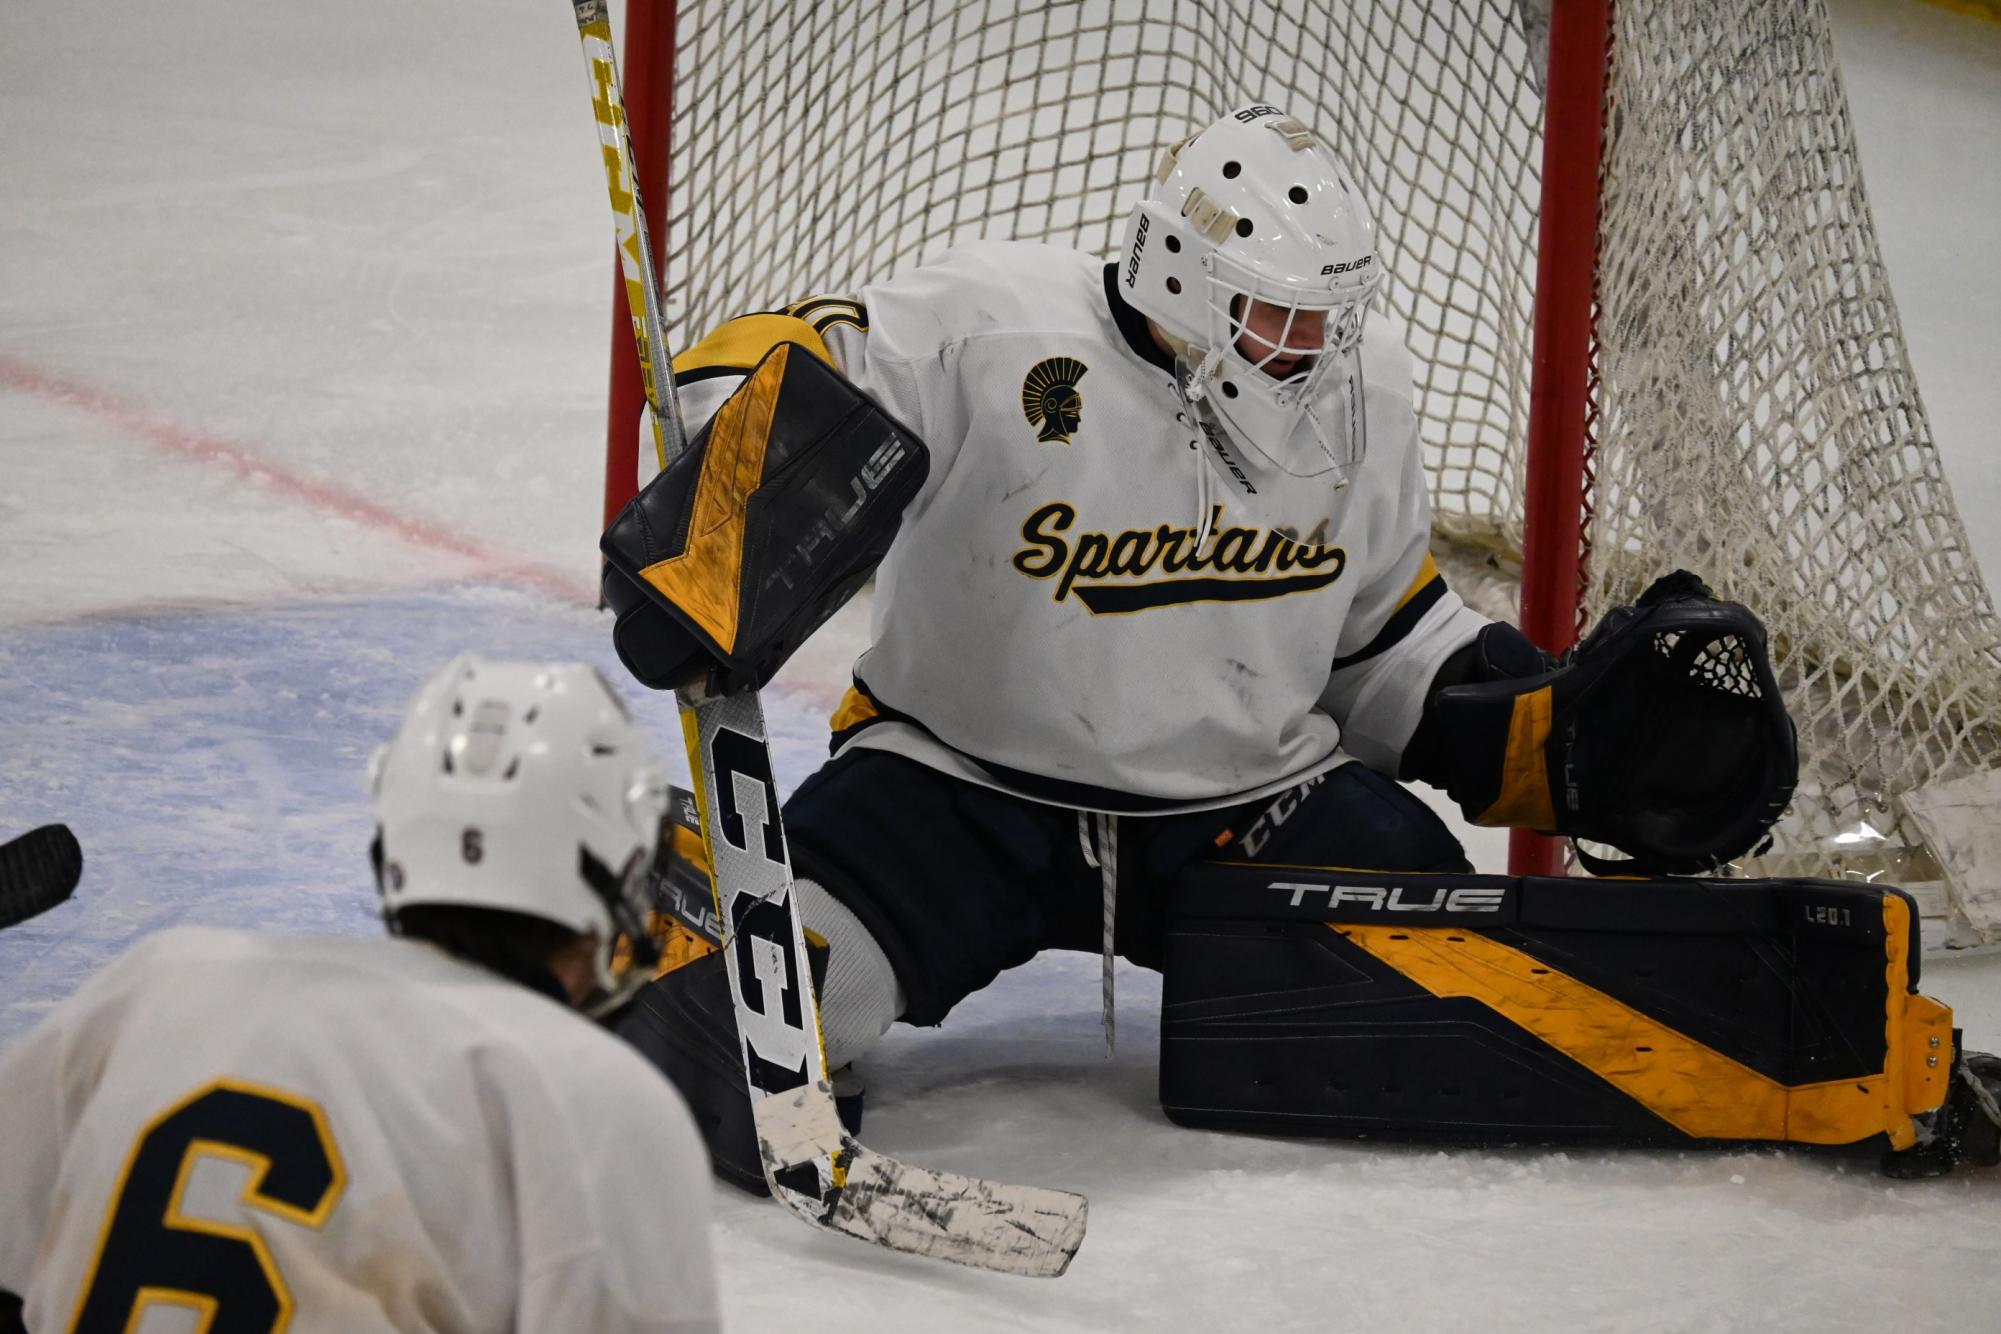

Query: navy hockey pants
left=784, top=751, right=1469, bottom=1027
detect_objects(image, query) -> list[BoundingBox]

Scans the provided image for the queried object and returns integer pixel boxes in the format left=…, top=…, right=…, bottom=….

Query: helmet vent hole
left=1235, top=217, right=1254, bottom=237
left=1166, top=277, right=1182, bottom=295
left=1164, top=235, right=1180, bottom=254
left=441, top=749, right=455, bottom=775
left=524, top=706, right=539, bottom=725
left=591, top=743, right=617, bottom=757
left=1221, top=382, right=1240, bottom=400
left=451, top=699, right=463, bottom=717
left=1222, top=160, right=1241, bottom=179
left=503, top=757, right=520, bottom=780
left=1289, top=185, right=1308, bottom=204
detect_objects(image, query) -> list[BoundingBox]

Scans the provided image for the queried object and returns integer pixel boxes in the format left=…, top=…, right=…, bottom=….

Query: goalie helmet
left=368, top=654, right=669, bottom=1011
left=1117, top=105, right=1382, bottom=483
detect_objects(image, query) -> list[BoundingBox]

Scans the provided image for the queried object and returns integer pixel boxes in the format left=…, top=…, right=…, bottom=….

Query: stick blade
left=756, top=1081, right=1087, bottom=1277
left=823, top=1146, right=1089, bottom=1278
left=0, top=824, right=82, bottom=928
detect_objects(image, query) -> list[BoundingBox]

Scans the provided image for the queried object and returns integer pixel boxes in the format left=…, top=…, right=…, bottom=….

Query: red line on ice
left=0, top=357, right=595, bottom=604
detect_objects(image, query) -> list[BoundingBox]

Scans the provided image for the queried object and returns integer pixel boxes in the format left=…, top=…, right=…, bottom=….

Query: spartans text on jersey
left=1011, top=501, right=1347, bottom=613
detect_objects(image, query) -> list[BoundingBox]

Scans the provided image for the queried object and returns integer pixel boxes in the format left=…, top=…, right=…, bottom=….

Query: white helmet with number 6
left=1118, top=104, right=1383, bottom=483
left=368, top=654, right=670, bottom=1010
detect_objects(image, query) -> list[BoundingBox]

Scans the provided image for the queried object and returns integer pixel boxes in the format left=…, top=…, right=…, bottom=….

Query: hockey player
left=0, top=656, right=722, bottom=1333
left=599, top=108, right=1852, bottom=1188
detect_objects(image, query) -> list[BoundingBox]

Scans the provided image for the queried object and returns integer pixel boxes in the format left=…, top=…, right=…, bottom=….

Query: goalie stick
left=566, top=1, right=1088, bottom=1278
left=0, top=824, right=82, bottom=930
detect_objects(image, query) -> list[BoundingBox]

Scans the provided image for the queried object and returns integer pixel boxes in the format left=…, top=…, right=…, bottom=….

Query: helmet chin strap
left=1296, top=400, right=1350, bottom=487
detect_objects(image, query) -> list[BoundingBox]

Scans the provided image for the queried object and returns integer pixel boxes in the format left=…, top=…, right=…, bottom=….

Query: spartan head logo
left=1021, top=356, right=1088, bottom=444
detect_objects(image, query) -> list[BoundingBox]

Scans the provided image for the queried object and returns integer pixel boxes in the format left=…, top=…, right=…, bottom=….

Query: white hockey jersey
left=0, top=927, right=720, bottom=1334
left=669, top=241, right=1487, bottom=813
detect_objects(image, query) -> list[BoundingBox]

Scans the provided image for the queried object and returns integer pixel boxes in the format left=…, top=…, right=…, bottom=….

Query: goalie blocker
left=1162, top=864, right=2001, bottom=1177
left=600, top=341, right=929, bottom=695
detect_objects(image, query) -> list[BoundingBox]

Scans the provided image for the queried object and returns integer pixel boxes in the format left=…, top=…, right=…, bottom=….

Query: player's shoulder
left=96, top=923, right=280, bottom=982
left=465, top=986, right=709, bottom=1164
left=862, top=241, right=1106, bottom=352
left=320, top=940, right=702, bottom=1140
left=25, top=926, right=344, bottom=1039
left=87, top=929, right=515, bottom=1018
left=22, top=925, right=247, bottom=1027
left=120, top=926, right=455, bottom=983
left=386, top=950, right=686, bottom=1107
left=498, top=993, right=693, bottom=1111
left=919, top=239, right=1100, bottom=287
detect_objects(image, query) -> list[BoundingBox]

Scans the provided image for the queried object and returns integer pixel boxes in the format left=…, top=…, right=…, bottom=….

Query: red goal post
left=600, top=0, right=674, bottom=544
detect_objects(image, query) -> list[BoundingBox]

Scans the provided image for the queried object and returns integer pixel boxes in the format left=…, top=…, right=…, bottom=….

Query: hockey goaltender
left=599, top=106, right=2001, bottom=1198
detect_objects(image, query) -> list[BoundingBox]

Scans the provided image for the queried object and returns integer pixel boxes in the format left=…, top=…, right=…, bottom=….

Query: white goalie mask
left=369, top=654, right=670, bottom=1014
left=1117, top=106, right=1383, bottom=484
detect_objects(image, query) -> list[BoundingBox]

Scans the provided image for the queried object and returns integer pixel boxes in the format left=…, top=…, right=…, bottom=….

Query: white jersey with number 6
left=0, top=926, right=720, bottom=1334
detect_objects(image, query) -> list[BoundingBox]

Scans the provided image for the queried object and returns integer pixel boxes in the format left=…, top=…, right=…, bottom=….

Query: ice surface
left=2, top=0, right=1997, bottom=1328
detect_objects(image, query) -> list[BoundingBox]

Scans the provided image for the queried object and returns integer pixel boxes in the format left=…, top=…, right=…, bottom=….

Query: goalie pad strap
left=1161, top=865, right=1951, bottom=1152
left=601, top=342, right=929, bottom=694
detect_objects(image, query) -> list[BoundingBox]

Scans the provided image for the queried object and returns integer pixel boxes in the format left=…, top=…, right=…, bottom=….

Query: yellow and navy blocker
left=600, top=343, right=929, bottom=694
left=1161, top=865, right=1983, bottom=1173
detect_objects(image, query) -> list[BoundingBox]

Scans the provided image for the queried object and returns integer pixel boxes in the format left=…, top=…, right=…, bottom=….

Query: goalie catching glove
left=601, top=343, right=929, bottom=694
left=1403, top=570, right=1797, bottom=874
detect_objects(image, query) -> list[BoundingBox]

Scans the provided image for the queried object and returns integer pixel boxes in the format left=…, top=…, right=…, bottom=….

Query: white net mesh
left=1584, top=1, right=2001, bottom=937
left=655, top=0, right=1544, bottom=573
left=639, top=0, right=2001, bottom=938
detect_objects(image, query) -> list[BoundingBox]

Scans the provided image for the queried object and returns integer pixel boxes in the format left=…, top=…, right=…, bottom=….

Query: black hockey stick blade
left=0, top=824, right=82, bottom=928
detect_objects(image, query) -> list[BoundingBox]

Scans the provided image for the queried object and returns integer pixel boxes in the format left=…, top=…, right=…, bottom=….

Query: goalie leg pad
left=600, top=341, right=929, bottom=693
left=1160, top=865, right=1954, bottom=1158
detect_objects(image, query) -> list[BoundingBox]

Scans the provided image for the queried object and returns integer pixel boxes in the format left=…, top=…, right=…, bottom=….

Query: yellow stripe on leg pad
left=1337, top=923, right=1923, bottom=1148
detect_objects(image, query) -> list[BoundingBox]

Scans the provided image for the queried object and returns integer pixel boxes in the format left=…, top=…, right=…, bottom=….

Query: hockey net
left=605, top=0, right=2001, bottom=948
